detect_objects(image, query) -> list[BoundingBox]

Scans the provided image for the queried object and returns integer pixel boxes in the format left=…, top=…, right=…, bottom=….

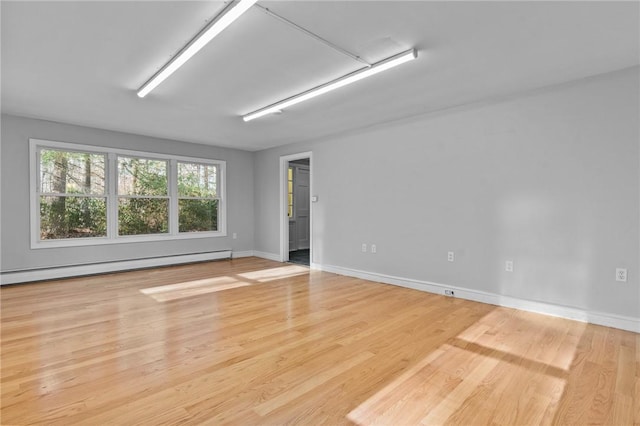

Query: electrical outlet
left=444, top=289, right=455, bottom=297
left=361, top=243, right=367, bottom=253
left=505, top=261, right=514, bottom=272
left=371, top=244, right=377, bottom=254
left=232, top=232, right=237, bottom=239
left=447, top=251, right=454, bottom=262
left=616, top=268, right=628, bottom=282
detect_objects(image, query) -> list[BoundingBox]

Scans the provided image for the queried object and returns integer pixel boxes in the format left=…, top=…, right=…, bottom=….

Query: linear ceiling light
left=243, top=48, right=417, bottom=122
left=137, top=0, right=258, bottom=98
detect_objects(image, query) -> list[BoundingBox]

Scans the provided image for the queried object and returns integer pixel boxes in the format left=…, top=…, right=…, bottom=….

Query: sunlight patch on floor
left=460, top=309, right=586, bottom=371
left=347, top=311, right=579, bottom=425
left=140, top=276, right=249, bottom=301
left=236, top=265, right=309, bottom=282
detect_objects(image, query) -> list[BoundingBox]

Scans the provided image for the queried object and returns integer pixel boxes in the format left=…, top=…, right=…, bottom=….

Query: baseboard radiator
left=0, top=250, right=232, bottom=285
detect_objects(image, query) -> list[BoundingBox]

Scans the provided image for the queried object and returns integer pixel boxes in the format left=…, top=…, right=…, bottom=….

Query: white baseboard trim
left=231, top=250, right=255, bottom=258
left=253, top=251, right=281, bottom=262
left=0, top=250, right=232, bottom=285
left=311, top=263, right=640, bottom=333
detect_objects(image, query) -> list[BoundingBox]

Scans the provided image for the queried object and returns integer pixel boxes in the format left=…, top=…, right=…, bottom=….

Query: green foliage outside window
left=40, top=196, right=107, bottom=239
left=39, top=149, right=220, bottom=240
left=178, top=162, right=218, bottom=232
left=117, top=157, right=169, bottom=236
left=178, top=162, right=216, bottom=198
left=39, top=149, right=106, bottom=240
left=117, top=156, right=168, bottom=196
left=179, top=199, right=218, bottom=232
left=118, top=198, right=169, bottom=235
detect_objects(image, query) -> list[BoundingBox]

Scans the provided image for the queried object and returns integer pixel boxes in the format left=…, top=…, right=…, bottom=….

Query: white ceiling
left=2, top=1, right=638, bottom=151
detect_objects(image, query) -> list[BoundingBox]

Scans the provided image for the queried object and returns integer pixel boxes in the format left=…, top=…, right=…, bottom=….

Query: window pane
left=118, top=198, right=169, bottom=235
left=40, top=196, right=107, bottom=239
left=118, top=157, right=167, bottom=196
left=40, top=149, right=105, bottom=195
left=178, top=162, right=217, bottom=197
left=288, top=177, right=293, bottom=219
left=179, top=199, right=218, bottom=232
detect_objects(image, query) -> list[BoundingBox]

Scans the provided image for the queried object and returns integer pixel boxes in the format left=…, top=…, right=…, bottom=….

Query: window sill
left=30, top=231, right=227, bottom=249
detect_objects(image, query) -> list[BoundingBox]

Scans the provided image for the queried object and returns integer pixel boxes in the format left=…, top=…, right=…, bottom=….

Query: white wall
left=1, top=67, right=637, bottom=324
left=0, top=114, right=255, bottom=271
left=253, top=67, right=639, bottom=319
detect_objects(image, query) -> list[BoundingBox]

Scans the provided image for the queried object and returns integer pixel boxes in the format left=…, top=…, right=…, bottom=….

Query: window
left=38, top=149, right=107, bottom=240
left=177, top=162, right=219, bottom=232
left=30, top=139, right=226, bottom=248
left=117, top=156, right=169, bottom=236
left=287, top=166, right=294, bottom=218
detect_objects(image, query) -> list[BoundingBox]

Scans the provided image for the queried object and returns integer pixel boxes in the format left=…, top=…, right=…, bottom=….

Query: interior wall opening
left=279, top=152, right=312, bottom=266
left=287, top=158, right=310, bottom=266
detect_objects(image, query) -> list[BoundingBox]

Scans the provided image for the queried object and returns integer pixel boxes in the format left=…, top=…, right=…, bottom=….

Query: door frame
left=279, top=151, right=312, bottom=262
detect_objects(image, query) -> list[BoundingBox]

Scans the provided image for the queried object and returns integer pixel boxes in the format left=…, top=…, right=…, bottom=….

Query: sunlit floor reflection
left=347, top=309, right=580, bottom=425
left=140, top=265, right=309, bottom=302
left=140, top=276, right=249, bottom=302
left=456, top=309, right=585, bottom=371
left=237, top=265, right=309, bottom=282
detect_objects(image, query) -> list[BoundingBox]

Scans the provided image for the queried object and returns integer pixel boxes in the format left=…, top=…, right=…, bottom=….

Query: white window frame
left=176, top=160, right=221, bottom=234
left=30, top=138, right=227, bottom=249
left=287, top=165, right=295, bottom=220
left=116, top=154, right=171, bottom=238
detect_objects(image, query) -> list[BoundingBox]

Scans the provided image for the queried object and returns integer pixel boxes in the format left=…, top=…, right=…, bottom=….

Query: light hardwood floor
left=1, top=257, right=638, bottom=425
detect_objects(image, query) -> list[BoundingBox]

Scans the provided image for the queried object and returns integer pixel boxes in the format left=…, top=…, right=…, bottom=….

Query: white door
left=294, top=167, right=310, bottom=250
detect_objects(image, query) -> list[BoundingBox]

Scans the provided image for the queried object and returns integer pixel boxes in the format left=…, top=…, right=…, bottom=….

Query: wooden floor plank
left=1, top=257, right=637, bottom=425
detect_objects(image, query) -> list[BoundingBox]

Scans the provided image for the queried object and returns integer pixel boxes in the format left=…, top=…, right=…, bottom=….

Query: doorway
left=279, top=152, right=312, bottom=265
left=288, top=159, right=310, bottom=265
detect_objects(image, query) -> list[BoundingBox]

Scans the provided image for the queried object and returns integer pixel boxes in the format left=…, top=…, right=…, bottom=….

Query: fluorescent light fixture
left=137, top=0, right=258, bottom=98
left=243, top=48, right=417, bottom=122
